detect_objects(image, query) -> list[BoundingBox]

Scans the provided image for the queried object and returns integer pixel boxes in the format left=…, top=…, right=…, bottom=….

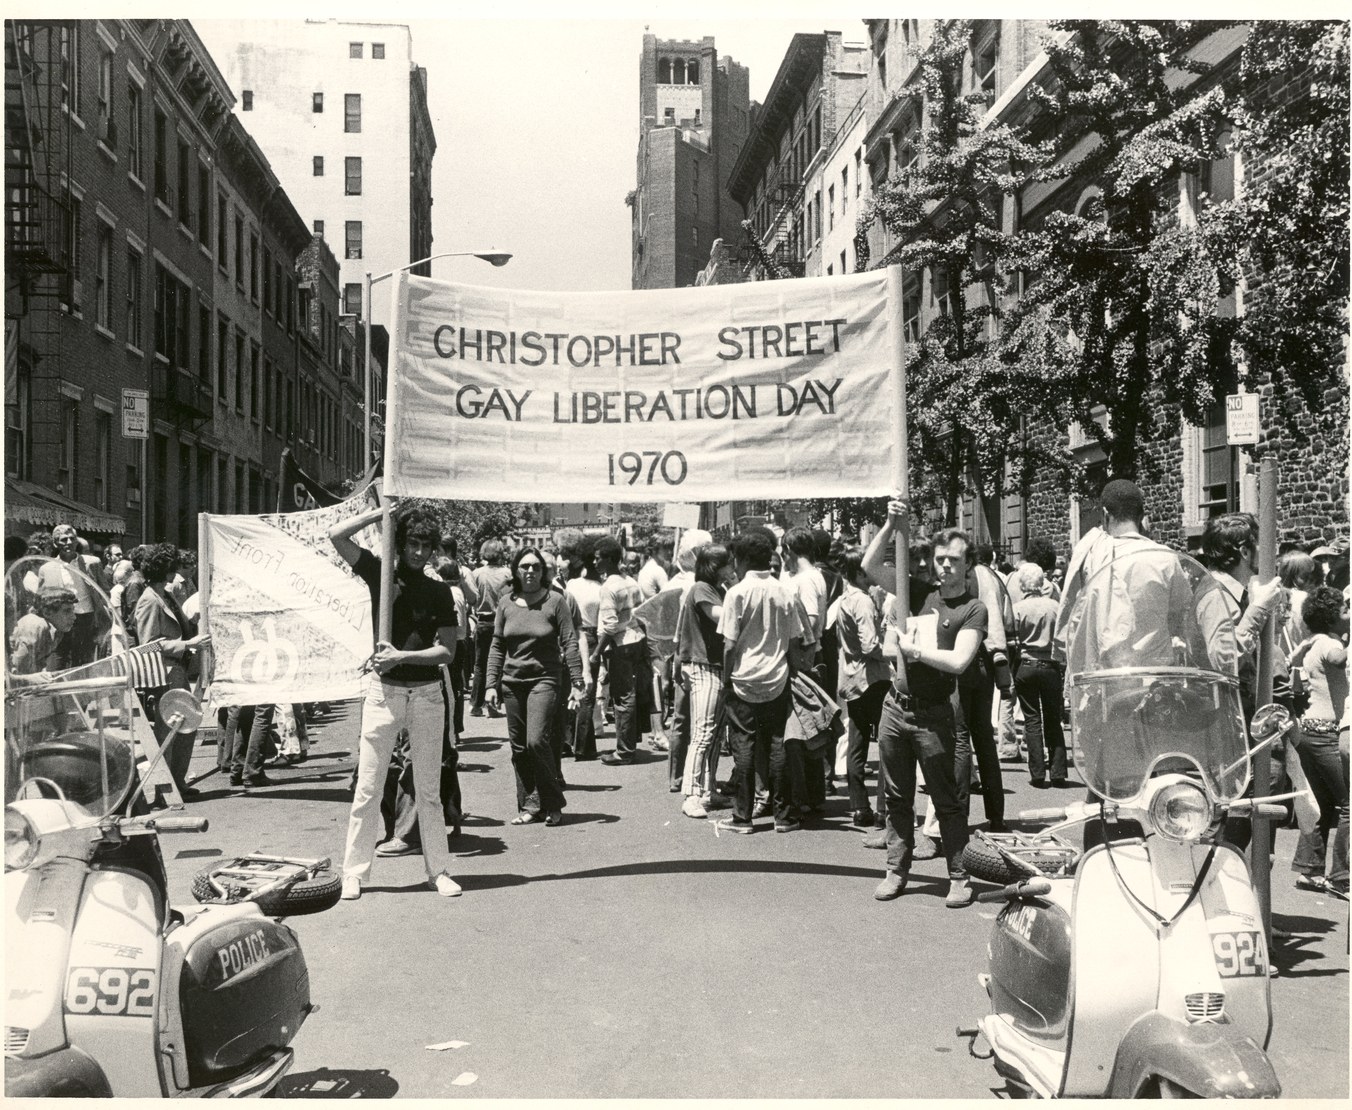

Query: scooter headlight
left=1148, top=781, right=1211, bottom=842
left=5, top=808, right=38, bottom=871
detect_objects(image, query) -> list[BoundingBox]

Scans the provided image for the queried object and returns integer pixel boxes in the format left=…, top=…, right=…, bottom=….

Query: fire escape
left=5, top=21, right=73, bottom=485
left=740, top=155, right=807, bottom=280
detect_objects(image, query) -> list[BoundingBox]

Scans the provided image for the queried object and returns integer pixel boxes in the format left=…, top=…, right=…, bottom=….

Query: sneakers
left=242, top=773, right=274, bottom=788
left=376, top=838, right=416, bottom=856
left=945, top=879, right=974, bottom=908
left=752, top=801, right=771, bottom=820
left=600, top=753, right=634, bottom=766
left=852, top=809, right=877, bottom=828
left=682, top=796, right=708, bottom=819
left=911, top=837, right=940, bottom=861
left=704, top=793, right=731, bottom=811
left=341, top=877, right=361, bottom=901
left=874, top=871, right=907, bottom=900
left=470, top=706, right=485, bottom=717
left=649, top=735, right=670, bottom=752
left=862, top=828, right=888, bottom=850
left=714, top=818, right=754, bottom=835
left=228, top=773, right=244, bottom=789
left=774, top=819, right=802, bottom=834
left=430, top=873, right=462, bottom=897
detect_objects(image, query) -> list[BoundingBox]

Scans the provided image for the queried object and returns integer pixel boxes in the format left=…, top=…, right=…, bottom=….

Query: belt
left=889, top=688, right=947, bottom=712
left=377, top=675, right=441, bottom=689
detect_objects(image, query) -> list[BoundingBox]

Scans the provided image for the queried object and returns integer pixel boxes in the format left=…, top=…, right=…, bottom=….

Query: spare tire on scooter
left=191, top=868, right=342, bottom=916
left=962, top=837, right=1068, bottom=886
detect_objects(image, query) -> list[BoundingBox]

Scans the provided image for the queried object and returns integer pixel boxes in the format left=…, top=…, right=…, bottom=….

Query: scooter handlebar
left=1250, top=803, right=1288, bottom=821
left=977, top=877, right=1053, bottom=903
left=145, top=816, right=209, bottom=833
left=1019, top=807, right=1068, bottom=822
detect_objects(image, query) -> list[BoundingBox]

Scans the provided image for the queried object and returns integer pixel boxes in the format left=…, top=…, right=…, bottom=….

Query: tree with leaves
left=859, top=20, right=1058, bottom=525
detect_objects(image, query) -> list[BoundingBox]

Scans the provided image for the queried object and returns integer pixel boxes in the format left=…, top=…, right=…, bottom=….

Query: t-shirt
left=598, top=573, right=645, bottom=645
left=718, top=570, right=814, bottom=703
left=566, top=575, right=602, bottom=630
left=637, top=558, right=669, bottom=599
left=485, top=591, right=583, bottom=687
left=37, top=555, right=100, bottom=615
left=678, top=581, right=724, bottom=667
left=903, top=585, right=987, bottom=705
left=790, top=561, right=829, bottom=643
left=1014, top=594, right=1060, bottom=662
left=1303, top=635, right=1349, bottom=723
left=354, top=550, right=457, bottom=684
left=468, top=565, right=513, bottom=620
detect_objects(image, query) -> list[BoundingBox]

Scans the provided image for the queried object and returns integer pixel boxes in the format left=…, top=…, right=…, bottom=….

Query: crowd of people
left=7, top=479, right=1349, bottom=908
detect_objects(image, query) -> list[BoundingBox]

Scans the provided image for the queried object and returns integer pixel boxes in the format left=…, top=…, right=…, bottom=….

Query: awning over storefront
left=4, top=477, right=127, bottom=537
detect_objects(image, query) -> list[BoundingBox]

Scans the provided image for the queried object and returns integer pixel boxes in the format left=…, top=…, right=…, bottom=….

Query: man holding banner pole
left=330, top=503, right=462, bottom=901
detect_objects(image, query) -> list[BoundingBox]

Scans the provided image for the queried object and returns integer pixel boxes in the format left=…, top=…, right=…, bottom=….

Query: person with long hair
left=486, top=547, right=584, bottom=826
left=134, top=542, right=209, bottom=796
left=678, top=544, right=731, bottom=818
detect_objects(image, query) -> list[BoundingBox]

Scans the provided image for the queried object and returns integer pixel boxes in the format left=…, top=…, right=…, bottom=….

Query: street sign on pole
left=1225, top=392, right=1260, bottom=446
left=122, top=388, right=149, bottom=440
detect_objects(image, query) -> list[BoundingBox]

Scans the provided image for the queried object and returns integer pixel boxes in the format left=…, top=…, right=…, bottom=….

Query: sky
left=193, top=13, right=844, bottom=293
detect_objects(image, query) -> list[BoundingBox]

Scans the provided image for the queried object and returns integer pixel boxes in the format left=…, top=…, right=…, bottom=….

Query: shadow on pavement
left=449, top=832, right=508, bottom=859
left=277, top=1067, right=399, bottom=1098
left=1272, top=911, right=1347, bottom=978
left=560, top=782, right=621, bottom=792
left=457, top=738, right=507, bottom=751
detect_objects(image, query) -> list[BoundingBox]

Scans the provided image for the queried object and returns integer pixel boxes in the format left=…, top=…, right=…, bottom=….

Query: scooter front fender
left=4, top=1044, right=113, bottom=1098
left=1107, top=1011, right=1280, bottom=1098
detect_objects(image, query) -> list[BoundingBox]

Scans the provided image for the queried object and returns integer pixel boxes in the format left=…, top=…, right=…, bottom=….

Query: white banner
left=384, top=271, right=896, bottom=501
left=202, top=486, right=379, bottom=707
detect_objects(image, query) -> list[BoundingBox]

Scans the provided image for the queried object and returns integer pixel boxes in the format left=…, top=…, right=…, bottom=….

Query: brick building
left=5, top=19, right=358, bottom=548
left=631, top=34, right=751, bottom=290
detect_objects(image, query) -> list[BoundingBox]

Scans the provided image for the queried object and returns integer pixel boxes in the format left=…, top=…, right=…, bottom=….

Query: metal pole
left=362, top=270, right=373, bottom=471
left=1251, top=455, right=1277, bottom=941
left=376, top=272, right=403, bottom=646
left=886, top=265, right=911, bottom=691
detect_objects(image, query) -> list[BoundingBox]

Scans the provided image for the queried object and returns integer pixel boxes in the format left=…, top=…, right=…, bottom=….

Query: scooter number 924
left=1211, top=930, right=1266, bottom=978
left=64, top=967, right=157, bottom=1017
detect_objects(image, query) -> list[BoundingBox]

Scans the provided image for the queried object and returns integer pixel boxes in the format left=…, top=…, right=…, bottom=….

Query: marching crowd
left=5, top=480, right=1349, bottom=910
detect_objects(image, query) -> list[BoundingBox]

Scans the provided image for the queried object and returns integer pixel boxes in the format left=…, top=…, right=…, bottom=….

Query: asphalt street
left=169, top=704, right=1349, bottom=1099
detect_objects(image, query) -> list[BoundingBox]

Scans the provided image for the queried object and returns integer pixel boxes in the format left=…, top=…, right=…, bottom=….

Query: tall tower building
left=198, top=19, right=435, bottom=326
left=631, top=34, right=750, bottom=290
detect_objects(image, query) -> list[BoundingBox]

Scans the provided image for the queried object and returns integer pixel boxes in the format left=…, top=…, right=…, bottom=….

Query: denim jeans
left=845, top=680, right=889, bottom=813
left=608, top=641, right=645, bottom=758
left=953, top=669, right=1005, bottom=824
left=471, top=623, right=495, bottom=710
left=226, top=703, right=274, bottom=779
left=877, top=691, right=968, bottom=879
left=1015, top=659, right=1067, bottom=783
left=504, top=677, right=566, bottom=815
left=724, top=685, right=792, bottom=824
left=1293, top=727, right=1349, bottom=887
left=344, top=676, right=452, bottom=882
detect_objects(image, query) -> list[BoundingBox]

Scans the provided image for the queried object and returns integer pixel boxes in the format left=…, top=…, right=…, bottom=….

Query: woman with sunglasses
left=486, top=547, right=584, bottom=826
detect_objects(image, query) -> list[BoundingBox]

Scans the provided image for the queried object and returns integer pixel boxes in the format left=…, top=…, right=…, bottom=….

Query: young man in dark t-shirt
left=863, top=504, right=986, bottom=907
left=330, top=505, right=461, bottom=901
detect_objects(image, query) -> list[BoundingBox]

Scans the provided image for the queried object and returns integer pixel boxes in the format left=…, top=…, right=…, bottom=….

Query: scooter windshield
left=1064, top=546, right=1249, bottom=804
left=6, top=557, right=139, bottom=817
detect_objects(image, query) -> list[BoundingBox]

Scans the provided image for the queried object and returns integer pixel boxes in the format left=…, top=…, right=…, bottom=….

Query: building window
left=1200, top=404, right=1239, bottom=517
left=62, top=186, right=82, bottom=312
left=903, top=275, right=922, bottom=342
left=972, top=23, right=999, bottom=95
left=313, top=219, right=324, bottom=236
left=840, top=249, right=848, bottom=275
left=60, top=25, right=82, bottom=116
left=125, top=246, right=142, bottom=347
left=197, top=165, right=210, bottom=247
left=345, top=93, right=361, bottom=133
left=242, top=90, right=253, bottom=110
left=177, top=140, right=191, bottom=226
left=263, top=246, right=273, bottom=314
left=94, top=409, right=111, bottom=511
left=855, top=148, right=863, bottom=198
left=153, top=264, right=190, bottom=369
left=828, top=184, right=835, bottom=231
left=153, top=107, right=169, bottom=204
left=345, top=156, right=362, bottom=195
left=263, top=358, right=273, bottom=428
left=217, top=313, right=228, bottom=399
left=234, top=333, right=245, bottom=412
left=127, top=80, right=143, bottom=179
left=349, top=42, right=363, bottom=59
left=59, top=397, right=79, bottom=498
left=663, top=106, right=675, bottom=125
left=313, top=92, right=324, bottom=113
left=199, top=304, right=210, bottom=381
left=94, top=224, right=112, bottom=329
left=234, top=213, right=244, bottom=286
left=373, top=43, right=385, bottom=59
left=343, top=282, right=362, bottom=316
left=313, top=155, right=324, bottom=176
left=250, top=232, right=260, bottom=301
left=235, top=460, right=245, bottom=513
left=345, top=221, right=362, bottom=259
left=250, top=345, right=259, bottom=422
left=933, top=268, right=951, bottom=317
left=841, top=166, right=849, bottom=214
left=6, top=359, right=29, bottom=478
left=216, top=192, right=227, bottom=263
left=97, top=48, right=115, bottom=143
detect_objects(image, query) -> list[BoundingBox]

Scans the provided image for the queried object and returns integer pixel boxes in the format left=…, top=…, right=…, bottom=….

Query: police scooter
left=962, top=548, right=1290, bottom=1098
left=5, top=558, right=338, bottom=1097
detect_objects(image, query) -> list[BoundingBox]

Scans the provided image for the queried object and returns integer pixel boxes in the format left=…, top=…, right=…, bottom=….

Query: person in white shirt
left=637, top=545, right=669, bottom=599
left=783, top=527, right=829, bottom=810
left=659, top=528, right=712, bottom=791
left=594, top=538, right=647, bottom=765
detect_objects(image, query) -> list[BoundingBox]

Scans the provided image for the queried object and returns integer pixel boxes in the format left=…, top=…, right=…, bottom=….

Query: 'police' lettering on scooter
left=217, top=929, right=271, bottom=982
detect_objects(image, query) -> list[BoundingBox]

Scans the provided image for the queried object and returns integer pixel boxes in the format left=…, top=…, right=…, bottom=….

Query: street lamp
left=362, top=249, right=512, bottom=470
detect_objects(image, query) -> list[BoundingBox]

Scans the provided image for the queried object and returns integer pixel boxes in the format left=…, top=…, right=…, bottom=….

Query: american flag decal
left=108, top=643, right=169, bottom=690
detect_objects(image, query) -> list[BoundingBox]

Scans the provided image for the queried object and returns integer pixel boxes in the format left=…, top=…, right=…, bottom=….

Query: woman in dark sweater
left=486, top=547, right=584, bottom=826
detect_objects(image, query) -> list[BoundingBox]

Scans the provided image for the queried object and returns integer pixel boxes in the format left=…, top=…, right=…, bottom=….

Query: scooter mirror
left=156, top=688, right=203, bottom=735
left=1250, top=703, right=1292, bottom=744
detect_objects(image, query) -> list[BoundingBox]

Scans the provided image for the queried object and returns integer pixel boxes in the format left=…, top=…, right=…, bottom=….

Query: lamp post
left=362, top=249, right=512, bottom=471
